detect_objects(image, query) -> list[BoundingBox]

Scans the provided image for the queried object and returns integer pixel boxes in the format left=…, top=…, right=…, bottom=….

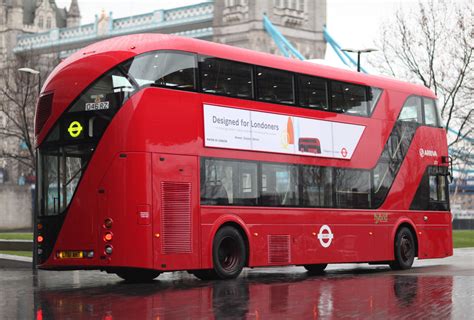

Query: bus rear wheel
left=115, top=269, right=161, bottom=282
left=212, top=226, right=246, bottom=280
left=390, top=227, right=416, bottom=270
left=304, top=264, right=327, bottom=274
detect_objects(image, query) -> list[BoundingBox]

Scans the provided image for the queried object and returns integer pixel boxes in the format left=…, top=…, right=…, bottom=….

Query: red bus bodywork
left=35, top=34, right=452, bottom=275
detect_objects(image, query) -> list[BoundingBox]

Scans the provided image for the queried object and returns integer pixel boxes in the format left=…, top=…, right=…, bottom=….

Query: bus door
left=152, top=154, right=200, bottom=270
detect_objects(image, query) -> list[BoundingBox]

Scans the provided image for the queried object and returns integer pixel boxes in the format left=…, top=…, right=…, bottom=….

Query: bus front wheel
left=115, top=269, right=161, bottom=282
left=212, top=226, right=246, bottom=280
left=390, top=227, right=416, bottom=270
left=303, top=264, right=327, bottom=274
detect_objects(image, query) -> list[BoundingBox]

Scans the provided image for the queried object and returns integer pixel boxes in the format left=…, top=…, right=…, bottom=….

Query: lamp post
left=18, top=67, right=41, bottom=94
left=341, top=48, right=378, bottom=72
left=18, top=67, right=41, bottom=272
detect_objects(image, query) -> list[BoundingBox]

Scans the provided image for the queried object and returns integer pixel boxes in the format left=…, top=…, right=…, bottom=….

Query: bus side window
left=256, top=67, right=295, bottom=105
left=199, top=57, right=253, bottom=98
left=423, top=98, right=440, bottom=127
left=330, top=81, right=370, bottom=116
left=235, top=162, right=258, bottom=205
left=335, top=169, right=371, bottom=209
left=301, top=166, right=332, bottom=207
left=368, top=87, right=383, bottom=114
left=200, top=159, right=233, bottom=205
left=398, top=96, right=423, bottom=124
left=125, top=51, right=196, bottom=90
left=260, top=163, right=299, bottom=206
left=298, top=75, right=328, bottom=110
left=410, top=167, right=449, bottom=211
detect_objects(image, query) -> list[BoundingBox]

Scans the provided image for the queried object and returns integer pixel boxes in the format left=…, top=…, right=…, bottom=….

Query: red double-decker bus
left=35, top=34, right=452, bottom=281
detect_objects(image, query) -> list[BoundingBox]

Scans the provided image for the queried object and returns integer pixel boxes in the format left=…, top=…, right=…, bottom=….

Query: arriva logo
left=419, top=148, right=438, bottom=158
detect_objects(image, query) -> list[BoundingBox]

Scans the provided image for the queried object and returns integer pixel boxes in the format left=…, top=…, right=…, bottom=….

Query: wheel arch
left=208, top=214, right=251, bottom=267
left=392, top=218, right=419, bottom=257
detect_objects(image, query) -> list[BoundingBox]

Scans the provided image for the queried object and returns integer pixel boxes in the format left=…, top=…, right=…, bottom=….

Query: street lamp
left=18, top=67, right=41, bottom=272
left=18, top=67, right=41, bottom=94
left=341, top=48, right=378, bottom=72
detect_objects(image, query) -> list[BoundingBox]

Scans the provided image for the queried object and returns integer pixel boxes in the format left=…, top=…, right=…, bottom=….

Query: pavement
left=0, top=249, right=473, bottom=319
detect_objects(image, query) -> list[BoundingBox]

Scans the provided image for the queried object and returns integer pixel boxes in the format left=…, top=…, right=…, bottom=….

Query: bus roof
left=46, top=33, right=435, bottom=99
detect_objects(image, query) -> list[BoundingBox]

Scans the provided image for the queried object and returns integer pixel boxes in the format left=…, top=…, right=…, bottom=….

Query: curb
left=0, top=240, right=33, bottom=251
left=0, top=253, right=32, bottom=269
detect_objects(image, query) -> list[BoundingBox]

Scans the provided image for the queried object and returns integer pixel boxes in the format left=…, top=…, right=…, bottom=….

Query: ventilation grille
left=35, top=93, right=53, bottom=136
left=268, top=235, right=291, bottom=264
left=161, top=181, right=192, bottom=254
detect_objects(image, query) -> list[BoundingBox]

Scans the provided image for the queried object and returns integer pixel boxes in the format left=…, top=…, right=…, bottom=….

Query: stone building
left=0, top=0, right=326, bottom=187
left=213, top=0, right=326, bottom=59
left=0, top=1, right=81, bottom=184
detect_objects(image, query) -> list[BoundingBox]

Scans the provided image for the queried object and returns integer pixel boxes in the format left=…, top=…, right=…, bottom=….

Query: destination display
left=203, top=104, right=365, bottom=160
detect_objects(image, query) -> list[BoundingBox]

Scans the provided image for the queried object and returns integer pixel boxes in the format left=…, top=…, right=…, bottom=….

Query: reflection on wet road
left=1, top=249, right=473, bottom=319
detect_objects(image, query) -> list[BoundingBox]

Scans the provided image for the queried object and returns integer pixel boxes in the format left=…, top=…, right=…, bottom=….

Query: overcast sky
left=54, top=0, right=421, bottom=69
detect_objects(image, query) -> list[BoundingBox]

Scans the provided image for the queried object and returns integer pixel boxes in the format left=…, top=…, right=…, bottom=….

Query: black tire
left=212, top=226, right=246, bottom=280
left=116, top=269, right=161, bottom=282
left=390, top=227, right=416, bottom=270
left=304, top=264, right=327, bottom=274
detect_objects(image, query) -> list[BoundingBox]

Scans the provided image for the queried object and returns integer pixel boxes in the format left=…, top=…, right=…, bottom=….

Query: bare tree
left=371, top=0, right=473, bottom=166
left=0, top=56, right=46, bottom=178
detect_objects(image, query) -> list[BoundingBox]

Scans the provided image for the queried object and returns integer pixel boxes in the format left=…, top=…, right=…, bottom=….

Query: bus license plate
left=58, top=251, right=83, bottom=259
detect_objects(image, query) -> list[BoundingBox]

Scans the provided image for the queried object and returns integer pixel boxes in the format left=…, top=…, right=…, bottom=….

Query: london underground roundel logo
left=318, top=225, right=334, bottom=248
left=341, top=148, right=348, bottom=158
left=68, top=121, right=83, bottom=138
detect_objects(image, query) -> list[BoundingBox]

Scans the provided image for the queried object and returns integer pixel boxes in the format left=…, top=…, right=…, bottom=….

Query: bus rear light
left=104, top=232, right=113, bottom=242
left=37, top=248, right=43, bottom=255
left=104, top=245, right=113, bottom=255
left=37, top=223, right=43, bottom=230
left=37, top=235, right=44, bottom=243
left=104, top=218, right=113, bottom=229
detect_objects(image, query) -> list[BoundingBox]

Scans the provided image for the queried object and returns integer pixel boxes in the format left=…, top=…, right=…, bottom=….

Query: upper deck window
left=399, top=96, right=423, bottom=124
left=69, top=69, right=134, bottom=113
left=298, top=75, right=328, bottom=111
left=256, top=67, right=295, bottom=105
left=199, top=57, right=253, bottom=98
left=331, top=81, right=372, bottom=116
left=423, top=98, right=440, bottom=127
left=125, top=51, right=196, bottom=91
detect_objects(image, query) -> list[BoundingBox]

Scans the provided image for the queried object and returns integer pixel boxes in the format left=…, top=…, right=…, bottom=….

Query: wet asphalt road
left=0, top=249, right=473, bottom=319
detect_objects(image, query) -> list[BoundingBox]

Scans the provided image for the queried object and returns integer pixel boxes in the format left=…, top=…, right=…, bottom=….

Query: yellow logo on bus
left=68, top=121, right=83, bottom=138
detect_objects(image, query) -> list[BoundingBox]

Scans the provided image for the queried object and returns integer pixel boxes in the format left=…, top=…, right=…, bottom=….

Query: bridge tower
left=212, top=0, right=326, bottom=59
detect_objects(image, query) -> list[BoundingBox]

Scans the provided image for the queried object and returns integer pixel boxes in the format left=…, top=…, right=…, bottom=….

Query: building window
left=38, top=16, right=44, bottom=28
left=46, top=17, right=51, bottom=29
